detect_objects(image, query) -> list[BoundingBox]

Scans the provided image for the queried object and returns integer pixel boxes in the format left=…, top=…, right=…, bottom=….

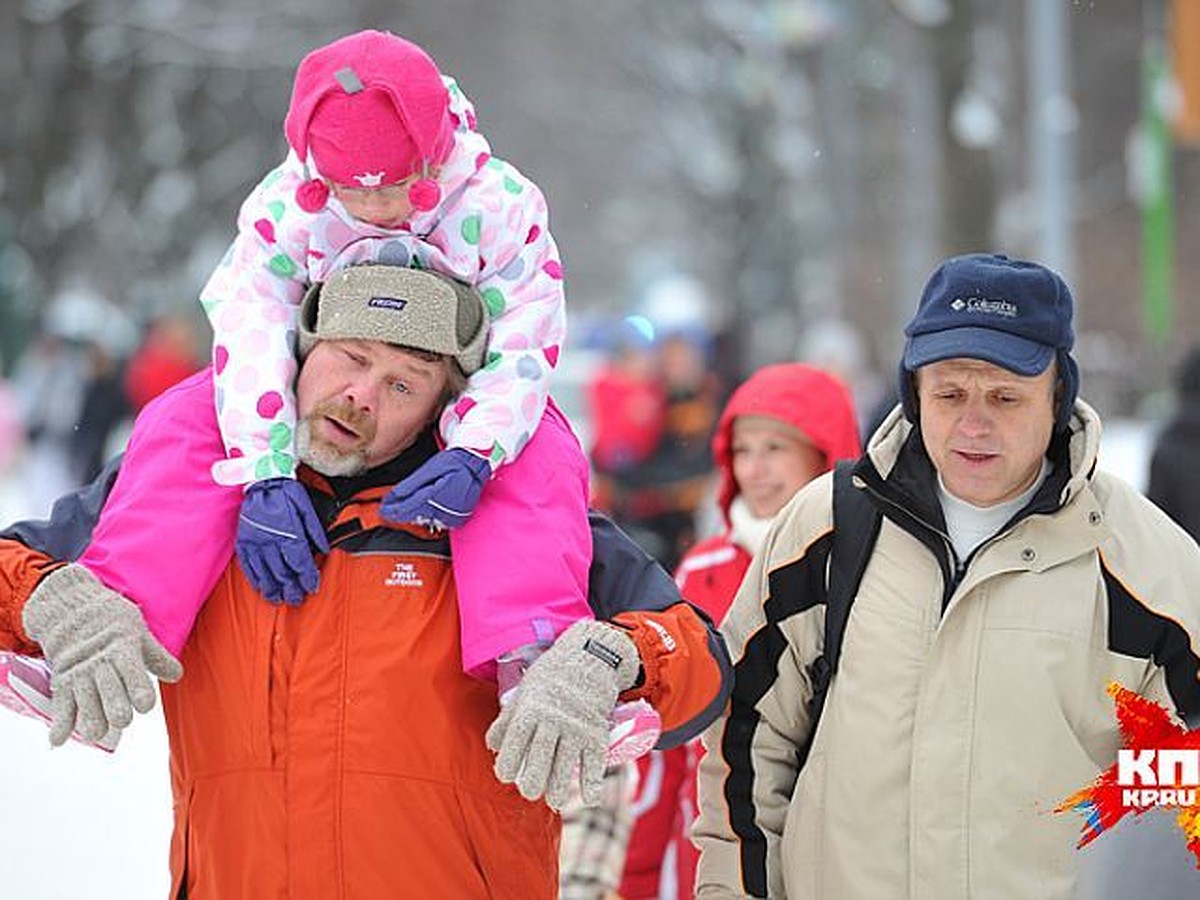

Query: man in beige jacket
left=694, top=253, right=1200, bottom=899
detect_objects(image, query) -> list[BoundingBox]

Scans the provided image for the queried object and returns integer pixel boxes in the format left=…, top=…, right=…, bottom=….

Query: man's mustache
left=308, top=399, right=377, bottom=443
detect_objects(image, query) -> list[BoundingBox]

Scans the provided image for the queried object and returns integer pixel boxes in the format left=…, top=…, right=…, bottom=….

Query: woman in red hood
left=620, top=362, right=861, bottom=900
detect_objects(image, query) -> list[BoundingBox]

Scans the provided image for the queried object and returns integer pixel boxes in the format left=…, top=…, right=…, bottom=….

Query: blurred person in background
left=70, top=338, right=132, bottom=485
left=10, top=329, right=90, bottom=510
left=0, top=354, right=31, bottom=522
left=620, top=362, right=861, bottom=900
left=1147, top=343, right=1200, bottom=543
left=590, top=322, right=722, bottom=572
left=587, top=315, right=666, bottom=477
left=123, top=313, right=203, bottom=413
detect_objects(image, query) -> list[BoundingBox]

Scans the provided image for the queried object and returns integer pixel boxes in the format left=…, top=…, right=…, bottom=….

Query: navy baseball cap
left=899, top=253, right=1080, bottom=428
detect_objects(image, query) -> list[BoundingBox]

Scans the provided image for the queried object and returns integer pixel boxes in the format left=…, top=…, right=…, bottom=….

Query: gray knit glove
left=22, top=564, right=183, bottom=746
left=486, top=620, right=641, bottom=809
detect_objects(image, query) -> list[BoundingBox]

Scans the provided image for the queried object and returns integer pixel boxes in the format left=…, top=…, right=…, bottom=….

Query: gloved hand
left=236, top=477, right=330, bottom=605
left=486, top=620, right=642, bottom=809
left=380, top=448, right=492, bottom=530
left=22, top=564, right=183, bottom=747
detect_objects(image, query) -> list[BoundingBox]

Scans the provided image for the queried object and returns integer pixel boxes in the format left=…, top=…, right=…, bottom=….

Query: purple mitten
left=236, top=478, right=330, bottom=605
left=380, top=448, right=492, bottom=530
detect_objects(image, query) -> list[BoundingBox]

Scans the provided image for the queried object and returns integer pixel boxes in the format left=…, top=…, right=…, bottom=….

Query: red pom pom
left=408, top=178, right=441, bottom=212
left=295, top=178, right=329, bottom=213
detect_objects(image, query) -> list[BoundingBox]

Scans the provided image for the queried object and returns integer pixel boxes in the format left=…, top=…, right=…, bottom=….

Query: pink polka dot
left=498, top=334, right=531, bottom=351
left=228, top=447, right=244, bottom=459
left=322, top=216, right=360, bottom=250
left=479, top=191, right=504, bottom=214
left=543, top=345, right=560, bottom=367
left=475, top=152, right=491, bottom=170
left=490, top=405, right=516, bottom=429
left=218, top=304, right=246, bottom=333
left=453, top=396, right=477, bottom=419
left=542, top=260, right=563, bottom=280
left=251, top=271, right=276, bottom=296
left=254, top=218, right=276, bottom=244
left=242, top=328, right=270, bottom=355
left=260, top=303, right=291, bottom=325
left=214, top=345, right=229, bottom=375
left=234, top=365, right=259, bottom=394
left=525, top=225, right=541, bottom=245
left=482, top=378, right=511, bottom=397
left=257, top=391, right=284, bottom=419
left=521, top=393, right=539, bottom=422
left=225, top=408, right=250, bottom=436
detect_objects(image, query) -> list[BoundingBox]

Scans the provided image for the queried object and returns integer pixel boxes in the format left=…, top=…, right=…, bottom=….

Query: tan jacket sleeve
left=693, top=478, right=832, bottom=898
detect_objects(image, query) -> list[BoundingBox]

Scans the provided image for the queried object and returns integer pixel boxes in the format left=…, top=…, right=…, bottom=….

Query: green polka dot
left=199, top=297, right=218, bottom=316
left=267, top=200, right=286, bottom=221
left=268, top=422, right=292, bottom=451
left=502, top=176, right=523, bottom=195
left=269, top=254, right=297, bottom=277
left=481, top=287, right=507, bottom=317
left=254, top=457, right=274, bottom=480
left=461, top=213, right=482, bottom=245
left=262, top=168, right=284, bottom=190
left=487, top=158, right=505, bottom=171
left=489, top=444, right=507, bottom=466
left=485, top=350, right=503, bottom=371
left=272, top=452, right=295, bottom=476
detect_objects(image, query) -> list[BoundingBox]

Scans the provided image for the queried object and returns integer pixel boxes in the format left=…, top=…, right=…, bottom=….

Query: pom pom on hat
left=295, top=178, right=330, bottom=213
left=408, top=176, right=441, bottom=212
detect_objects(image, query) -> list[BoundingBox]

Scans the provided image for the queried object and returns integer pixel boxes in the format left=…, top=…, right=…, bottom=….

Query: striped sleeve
left=693, top=480, right=833, bottom=898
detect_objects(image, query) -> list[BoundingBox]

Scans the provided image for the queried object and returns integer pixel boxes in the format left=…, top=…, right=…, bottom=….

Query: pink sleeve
left=78, top=367, right=240, bottom=656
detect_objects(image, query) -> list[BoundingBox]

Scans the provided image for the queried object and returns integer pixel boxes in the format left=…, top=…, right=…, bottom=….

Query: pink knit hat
left=284, top=30, right=456, bottom=211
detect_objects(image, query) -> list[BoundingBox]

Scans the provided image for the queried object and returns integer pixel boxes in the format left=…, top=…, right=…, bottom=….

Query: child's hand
left=380, top=448, right=491, bottom=531
left=236, top=478, right=330, bottom=605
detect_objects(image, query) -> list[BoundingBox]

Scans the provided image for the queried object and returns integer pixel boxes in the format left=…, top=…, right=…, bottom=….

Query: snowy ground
left=1, top=419, right=1198, bottom=898
left=0, top=707, right=172, bottom=899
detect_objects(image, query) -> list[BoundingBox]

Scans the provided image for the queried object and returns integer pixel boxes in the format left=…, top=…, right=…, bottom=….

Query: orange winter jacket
left=0, top=453, right=730, bottom=900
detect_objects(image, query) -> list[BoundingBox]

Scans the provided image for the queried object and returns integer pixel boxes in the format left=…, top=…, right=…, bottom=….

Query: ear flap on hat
left=1054, top=350, right=1079, bottom=432
left=898, top=361, right=918, bottom=423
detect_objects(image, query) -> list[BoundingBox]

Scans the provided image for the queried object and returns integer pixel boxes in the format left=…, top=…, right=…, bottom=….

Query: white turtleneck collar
left=937, top=458, right=1050, bottom=564
left=728, top=495, right=775, bottom=557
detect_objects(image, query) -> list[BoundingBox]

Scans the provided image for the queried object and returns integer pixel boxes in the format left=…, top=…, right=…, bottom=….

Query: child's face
left=329, top=174, right=422, bottom=228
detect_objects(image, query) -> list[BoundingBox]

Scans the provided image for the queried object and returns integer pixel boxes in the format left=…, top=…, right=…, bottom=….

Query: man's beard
left=295, top=399, right=375, bottom=477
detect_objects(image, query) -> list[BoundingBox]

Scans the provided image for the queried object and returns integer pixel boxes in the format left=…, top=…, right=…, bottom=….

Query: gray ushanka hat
left=298, top=264, right=490, bottom=374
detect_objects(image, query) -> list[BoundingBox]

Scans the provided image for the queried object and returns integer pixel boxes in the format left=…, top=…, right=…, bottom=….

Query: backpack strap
left=799, top=461, right=882, bottom=767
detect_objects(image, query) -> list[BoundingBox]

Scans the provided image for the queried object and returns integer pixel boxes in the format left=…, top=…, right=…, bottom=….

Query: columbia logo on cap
left=948, top=296, right=1018, bottom=317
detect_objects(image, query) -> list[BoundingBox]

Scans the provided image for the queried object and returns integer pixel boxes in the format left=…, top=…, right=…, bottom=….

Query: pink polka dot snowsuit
left=81, top=79, right=593, bottom=674
left=202, top=78, right=565, bottom=485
